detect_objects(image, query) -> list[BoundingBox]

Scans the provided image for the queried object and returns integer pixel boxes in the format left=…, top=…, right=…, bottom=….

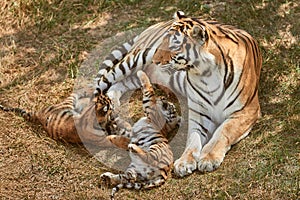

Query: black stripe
left=142, top=99, right=151, bottom=104
left=224, top=86, right=244, bottom=110
left=130, top=55, right=137, bottom=70
left=214, top=88, right=225, bottom=106
left=144, top=92, right=154, bottom=99
left=195, top=128, right=208, bottom=140
left=185, top=43, right=191, bottom=62
left=101, top=76, right=112, bottom=93
left=142, top=48, right=151, bottom=65
left=224, top=56, right=234, bottom=90
left=189, top=107, right=212, bottom=121
left=111, top=67, right=116, bottom=80
left=190, top=118, right=209, bottom=135
left=210, top=36, right=228, bottom=87
left=137, top=135, right=164, bottom=146
left=206, top=20, right=218, bottom=25
left=248, top=36, right=261, bottom=72
left=186, top=20, right=194, bottom=28
left=187, top=73, right=212, bottom=106
left=47, top=114, right=58, bottom=137
left=57, top=111, right=73, bottom=135
left=106, top=54, right=119, bottom=65
left=44, top=105, right=55, bottom=113
left=229, top=96, right=258, bottom=117
left=216, top=25, right=239, bottom=44
left=147, top=135, right=165, bottom=144
left=119, top=63, right=126, bottom=75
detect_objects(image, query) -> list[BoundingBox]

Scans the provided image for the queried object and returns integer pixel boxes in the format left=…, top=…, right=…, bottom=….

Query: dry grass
left=0, top=0, right=299, bottom=199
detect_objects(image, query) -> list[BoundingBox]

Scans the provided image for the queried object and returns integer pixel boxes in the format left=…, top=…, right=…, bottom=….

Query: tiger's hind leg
left=100, top=168, right=139, bottom=198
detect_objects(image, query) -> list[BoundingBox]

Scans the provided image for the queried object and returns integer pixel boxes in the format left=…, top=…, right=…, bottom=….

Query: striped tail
left=110, top=177, right=165, bottom=199
left=0, top=104, right=37, bottom=122
left=110, top=183, right=141, bottom=200
left=110, top=183, right=142, bottom=200
left=96, top=35, right=139, bottom=79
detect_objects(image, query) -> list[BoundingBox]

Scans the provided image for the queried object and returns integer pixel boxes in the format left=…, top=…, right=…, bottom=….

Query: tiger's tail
left=0, top=104, right=38, bottom=122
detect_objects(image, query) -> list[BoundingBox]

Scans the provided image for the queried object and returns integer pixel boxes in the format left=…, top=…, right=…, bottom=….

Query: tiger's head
left=156, top=96, right=181, bottom=141
left=153, top=11, right=208, bottom=70
left=93, top=93, right=117, bottom=135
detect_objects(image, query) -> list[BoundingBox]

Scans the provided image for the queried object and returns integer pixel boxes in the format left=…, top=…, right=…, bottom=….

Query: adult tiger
left=95, top=11, right=262, bottom=177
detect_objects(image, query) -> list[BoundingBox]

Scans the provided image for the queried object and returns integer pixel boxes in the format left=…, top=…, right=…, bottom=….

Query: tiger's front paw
left=197, top=152, right=224, bottom=172
left=174, top=149, right=199, bottom=177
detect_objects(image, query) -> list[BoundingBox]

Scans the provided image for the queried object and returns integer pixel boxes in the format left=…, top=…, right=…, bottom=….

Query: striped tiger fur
left=95, top=11, right=262, bottom=177
left=100, top=71, right=181, bottom=199
left=0, top=89, right=119, bottom=146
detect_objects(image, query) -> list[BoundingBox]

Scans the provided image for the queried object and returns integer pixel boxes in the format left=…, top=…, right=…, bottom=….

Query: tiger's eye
left=102, top=105, right=108, bottom=112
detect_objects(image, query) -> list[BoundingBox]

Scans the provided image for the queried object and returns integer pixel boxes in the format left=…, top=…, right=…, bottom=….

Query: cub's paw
left=197, top=153, right=224, bottom=172
left=100, top=172, right=114, bottom=186
left=128, top=143, right=137, bottom=152
left=174, top=149, right=199, bottom=177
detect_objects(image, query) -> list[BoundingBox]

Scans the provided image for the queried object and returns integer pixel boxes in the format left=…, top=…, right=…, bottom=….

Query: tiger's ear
left=173, top=11, right=186, bottom=20
left=191, top=25, right=207, bottom=45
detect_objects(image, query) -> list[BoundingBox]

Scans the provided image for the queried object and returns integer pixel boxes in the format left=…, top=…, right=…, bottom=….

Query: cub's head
left=156, top=96, right=181, bottom=141
left=93, top=93, right=117, bottom=134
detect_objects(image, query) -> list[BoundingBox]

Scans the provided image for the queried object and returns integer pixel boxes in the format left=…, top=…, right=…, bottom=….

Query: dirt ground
left=0, top=0, right=299, bottom=199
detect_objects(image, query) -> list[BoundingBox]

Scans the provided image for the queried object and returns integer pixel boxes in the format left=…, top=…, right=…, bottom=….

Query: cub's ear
left=173, top=11, right=186, bottom=20
left=92, top=96, right=97, bottom=103
left=93, top=88, right=103, bottom=102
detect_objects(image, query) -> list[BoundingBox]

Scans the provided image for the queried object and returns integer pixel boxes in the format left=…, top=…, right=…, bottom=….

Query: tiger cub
left=100, top=71, right=181, bottom=199
left=0, top=89, right=118, bottom=146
